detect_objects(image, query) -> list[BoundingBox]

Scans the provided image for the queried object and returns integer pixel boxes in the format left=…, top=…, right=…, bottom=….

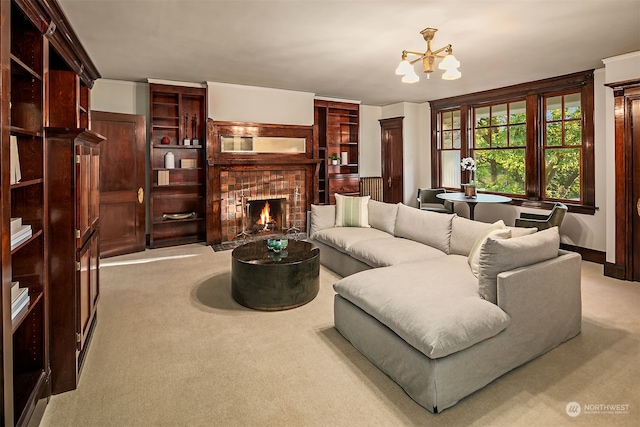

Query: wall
left=359, top=105, right=381, bottom=178
left=91, top=79, right=148, bottom=116
left=207, top=82, right=314, bottom=125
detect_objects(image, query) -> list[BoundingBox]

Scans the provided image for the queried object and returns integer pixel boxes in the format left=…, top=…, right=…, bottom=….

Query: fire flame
left=259, top=201, right=271, bottom=230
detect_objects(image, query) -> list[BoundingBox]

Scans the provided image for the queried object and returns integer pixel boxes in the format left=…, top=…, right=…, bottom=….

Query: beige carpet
left=40, top=244, right=639, bottom=427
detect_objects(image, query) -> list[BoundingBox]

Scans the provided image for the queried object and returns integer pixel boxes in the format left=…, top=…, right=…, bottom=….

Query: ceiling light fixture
left=395, top=28, right=461, bottom=83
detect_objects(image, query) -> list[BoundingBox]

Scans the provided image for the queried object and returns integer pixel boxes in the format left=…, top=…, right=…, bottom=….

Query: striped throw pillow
left=335, top=194, right=371, bottom=227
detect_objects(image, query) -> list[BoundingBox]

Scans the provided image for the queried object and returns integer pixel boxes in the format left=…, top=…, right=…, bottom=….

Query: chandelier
left=395, top=28, right=461, bottom=83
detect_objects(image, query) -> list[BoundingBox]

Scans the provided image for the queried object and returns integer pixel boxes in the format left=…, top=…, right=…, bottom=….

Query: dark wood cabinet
left=149, top=83, right=207, bottom=248
left=1, top=1, right=100, bottom=424
left=46, top=129, right=103, bottom=395
left=314, top=100, right=360, bottom=204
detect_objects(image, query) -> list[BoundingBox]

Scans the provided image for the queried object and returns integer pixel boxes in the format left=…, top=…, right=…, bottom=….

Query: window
left=474, top=101, right=527, bottom=196
left=430, top=70, right=594, bottom=213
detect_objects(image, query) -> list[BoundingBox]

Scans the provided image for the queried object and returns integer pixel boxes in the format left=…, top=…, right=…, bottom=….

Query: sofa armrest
left=496, top=250, right=582, bottom=338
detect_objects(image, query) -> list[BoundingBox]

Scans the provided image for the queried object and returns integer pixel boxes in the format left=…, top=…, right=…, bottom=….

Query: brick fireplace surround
left=206, top=120, right=320, bottom=244
left=219, top=170, right=307, bottom=242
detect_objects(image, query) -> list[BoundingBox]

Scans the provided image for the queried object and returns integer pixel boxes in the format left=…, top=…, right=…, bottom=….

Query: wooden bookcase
left=1, top=1, right=100, bottom=424
left=314, top=100, right=360, bottom=204
left=149, top=83, right=207, bottom=248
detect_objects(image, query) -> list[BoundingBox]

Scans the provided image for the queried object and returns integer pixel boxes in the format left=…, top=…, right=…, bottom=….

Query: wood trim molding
left=560, top=243, right=605, bottom=264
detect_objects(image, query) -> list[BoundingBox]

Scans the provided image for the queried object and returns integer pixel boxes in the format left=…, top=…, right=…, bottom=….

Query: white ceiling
left=58, top=0, right=640, bottom=106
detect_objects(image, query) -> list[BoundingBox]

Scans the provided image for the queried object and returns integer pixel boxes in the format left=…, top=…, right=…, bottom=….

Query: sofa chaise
left=308, top=196, right=582, bottom=413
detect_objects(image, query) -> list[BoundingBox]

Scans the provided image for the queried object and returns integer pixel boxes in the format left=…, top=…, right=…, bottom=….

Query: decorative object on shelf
left=161, top=136, right=170, bottom=145
left=192, top=114, right=199, bottom=145
left=162, top=212, right=196, bottom=220
left=164, top=151, right=175, bottom=169
left=395, top=27, right=461, bottom=83
left=181, top=158, right=197, bottom=168
left=329, top=154, right=340, bottom=165
left=461, top=157, right=477, bottom=198
left=183, top=113, right=191, bottom=145
left=341, top=151, right=349, bottom=165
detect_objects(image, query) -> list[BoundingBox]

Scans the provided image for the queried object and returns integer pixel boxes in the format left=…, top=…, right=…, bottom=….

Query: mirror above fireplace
left=220, top=136, right=306, bottom=153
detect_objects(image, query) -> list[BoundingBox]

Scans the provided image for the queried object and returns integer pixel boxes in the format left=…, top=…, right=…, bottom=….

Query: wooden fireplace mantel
left=206, top=119, right=320, bottom=244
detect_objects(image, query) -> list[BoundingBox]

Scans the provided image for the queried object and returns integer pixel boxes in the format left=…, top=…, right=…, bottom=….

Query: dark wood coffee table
left=231, top=239, right=320, bottom=311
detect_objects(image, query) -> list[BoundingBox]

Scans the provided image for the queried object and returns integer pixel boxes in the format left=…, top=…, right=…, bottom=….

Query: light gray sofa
left=308, top=199, right=582, bottom=413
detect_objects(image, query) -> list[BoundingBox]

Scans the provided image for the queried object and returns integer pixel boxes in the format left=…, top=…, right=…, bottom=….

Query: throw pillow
left=334, top=194, right=371, bottom=227
left=451, top=217, right=507, bottom=256
left=368, top=200, right=399, bottom=235
left=467, top=227, right=511, bottom=277
left=477, top=227, right=560, bottom=304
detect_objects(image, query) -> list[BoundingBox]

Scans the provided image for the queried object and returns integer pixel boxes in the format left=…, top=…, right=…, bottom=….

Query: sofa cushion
left=478, top=226, right=561, bottom=304
left=335, top=194, right=371, bottom=227
left=508, top=226, right=538, bottom=238
left=313, top=227, right=392, bottom=254
left=468, top=228, right=511, bottom=277
left=368, top=200, right=399, bottom=235
left=347, top=237, right=447, bottom=268
left=333, top=257, right=511, bottom=359
left=394, top=203, right=454, bottom=254
left=309, top=204, right=336, bottom=239
left=451, top=217, right=506, bottom=256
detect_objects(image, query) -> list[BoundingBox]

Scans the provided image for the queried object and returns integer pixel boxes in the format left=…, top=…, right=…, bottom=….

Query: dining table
left=436, top=192, right=512, bottom=220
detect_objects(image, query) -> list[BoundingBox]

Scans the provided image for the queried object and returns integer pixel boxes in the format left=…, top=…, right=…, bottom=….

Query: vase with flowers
left=460, top=157, right=477, bottom=198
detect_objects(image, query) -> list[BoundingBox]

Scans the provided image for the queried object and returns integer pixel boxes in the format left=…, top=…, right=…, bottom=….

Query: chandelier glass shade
left=396, top=28, right=461, bottom=83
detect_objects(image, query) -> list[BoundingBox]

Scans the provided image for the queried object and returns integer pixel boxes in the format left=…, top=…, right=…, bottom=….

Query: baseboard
left=560, top=243, right=606, bottom=264
left=604, top=262, right=626, bottom=280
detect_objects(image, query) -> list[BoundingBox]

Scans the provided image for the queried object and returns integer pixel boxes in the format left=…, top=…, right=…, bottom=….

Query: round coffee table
left=231, top=239, right=320, bottom=311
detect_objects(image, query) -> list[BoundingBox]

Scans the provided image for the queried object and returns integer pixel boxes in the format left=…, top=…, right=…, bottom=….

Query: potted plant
left=460, top=157, right=477, bottom=198
left=329, top=154, right=340, bottom=165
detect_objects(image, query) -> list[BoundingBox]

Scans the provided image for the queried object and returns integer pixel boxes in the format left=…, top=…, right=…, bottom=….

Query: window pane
left=475, top=107, right=490, bottom=128
left=453, top=130, right=461, bottom=149
left=545, top=148, right=580, bottom=200
left=494, top=126, right=508, bottom=148
left=442, top=131, right=452, bottom=149
left=546, top=96, right=562, bottom=121
left=475, top=128, right=490, bottom=148
left=492, top=104, right=508, bottom=126
left=441, top=150, right=461, bottom=188
left=442, top=111, right=453, bottom=130
left=509, top=124, right=526, bottom=147
left=564, top=93, right=581, bottom=119
left=475, top=148, right=526, bottom=195
left=546, top=122, right=562, bottom=146
left=509, top=101, right=526, bottom=124
left=452, top=111, right=460, bottom=129
left=565, top=121, right=582, bottom=145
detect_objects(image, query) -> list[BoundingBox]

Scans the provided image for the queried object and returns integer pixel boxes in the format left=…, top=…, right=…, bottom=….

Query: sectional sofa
left=308, top=196, right=582, bottom=413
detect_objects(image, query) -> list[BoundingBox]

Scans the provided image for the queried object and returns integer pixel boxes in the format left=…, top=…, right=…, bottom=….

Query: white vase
left=164, top=152, right=175, bottom=169
left=341, top=152, right=348, bottom=165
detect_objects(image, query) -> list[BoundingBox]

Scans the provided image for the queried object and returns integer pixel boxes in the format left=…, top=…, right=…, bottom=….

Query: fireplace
left=243, top=197, right=287, bottom=236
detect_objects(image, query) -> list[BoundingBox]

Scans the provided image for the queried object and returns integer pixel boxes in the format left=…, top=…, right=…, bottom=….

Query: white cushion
left=347, top=237, right=447, bottom=267
left=334, top=258, right=511, bottom=359
left=468, top=228, right=511, bottom=277
left=368, top=200, right=399, bottom=235
left=335, top=194, right=371, bottom=227
left=313, top=227, right=391, bottom=253
left=478, top=227, right=560, bottom=304
left=450, top=216, right=506, bottom=256
left=309, top=204, right=336, bottom=238
left=394, top=203, right=454, bottom=254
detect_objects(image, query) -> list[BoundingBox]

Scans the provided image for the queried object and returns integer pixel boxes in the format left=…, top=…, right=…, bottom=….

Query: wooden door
left=92, top=111, right=146, bottom=257
left=380, top=117, right=404, bottom=203
left=632, top=97, right=640, bottom=281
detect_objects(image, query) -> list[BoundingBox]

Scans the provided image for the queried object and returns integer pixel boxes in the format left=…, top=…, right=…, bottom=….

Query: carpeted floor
left=40, top=243, right=639, bottom=427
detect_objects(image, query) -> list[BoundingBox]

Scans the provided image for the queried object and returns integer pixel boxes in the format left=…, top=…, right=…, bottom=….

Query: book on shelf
left=158, top=170, right=170, bottom=186
left=11, top=282, right=30, bottom=320
left=10, top=135, right=22, bottom=184
left=11, top=224, right=32, bottom=250
left=10, top=217, right=23, bottom=234
left=181, top=158, right=196, bottom=168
